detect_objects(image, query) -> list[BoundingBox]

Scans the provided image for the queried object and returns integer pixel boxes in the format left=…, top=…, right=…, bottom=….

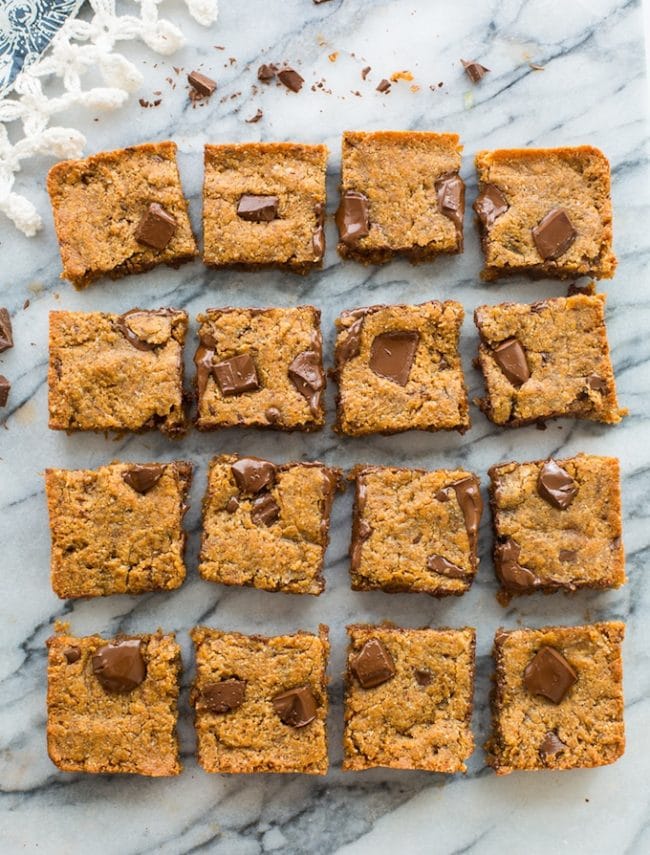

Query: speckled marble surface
left=1, top=1, right=649, bottom=853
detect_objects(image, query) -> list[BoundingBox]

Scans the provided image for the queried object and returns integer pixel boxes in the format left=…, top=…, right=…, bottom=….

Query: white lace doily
left=0, top=0, right=218, bottom=237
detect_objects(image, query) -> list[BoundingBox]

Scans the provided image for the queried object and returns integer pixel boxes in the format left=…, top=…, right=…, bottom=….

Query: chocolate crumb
left=245, top=108, right=263, bottom=123
left=461, top=59, right=490, bottom=83
left=361, top=66, right=371, bottom=80
left=376, top=79, right=391, bottom=93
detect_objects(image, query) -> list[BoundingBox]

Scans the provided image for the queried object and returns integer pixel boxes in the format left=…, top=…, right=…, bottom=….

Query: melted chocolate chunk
left=539, top=731, right=567, bottom=758
left=116, top=309, right=170, bottom=353
left=349, top=638, right=396, bottom=689
left=492, top=338, right=530, bottom=386
left=495, top=538, right=540, bottom=591
left=0, top=375, right=10, bottom=408
left=278, top=68, right=304, bottom=92
left=369, top=331, right=419, bottom=386
left=92, top=639, right=146, bottom=693
left=231, top=457, right=276, bottom=494
left=523, top=646, right=578, bottom=704
left=336, top=191, right=370, bottom=246
left=188, top=70, right=217, bottom=97
left=134, top=203, right=177, bottom=250
left=237, top=195, right=279, bottom=222
left=537, top=459, right=578, bottom=510
left=198, top=679, right=246, bottom=713
left=312, top=203, right=325, bottom=260
left=272, top=685, right=317, bottom=727
left=474, top=183, right=509, bottom=228
left=426, top=554, right=468, bottom=579
left=436, top=172, right=465, bottom=236
left=251, top=493, right=280, bottom=527
left=450, top=477, right=483, bottom=551
left=336, top=316, right=365, bottom=366
left=213, top=353, right=260, bottom=396
left=122, top=463, right=165, bottom=494
left=559, top=549, right=577, bottom=563
left=257, top=63, right=277, bottom=82
left=414, top=668, right=433, bottom=686
left=532, top=208, right=577, bottom=260
left=461, top=59, right=490, bottom=83
left=0, top=308, right=13, bottom=353
left=195, top=334, right=216, bottom=399
left=288, top=350, right=324, bottom=416
left=63, top=646, right=81, bottom=664
left=587, top=374, right=607, bottom=393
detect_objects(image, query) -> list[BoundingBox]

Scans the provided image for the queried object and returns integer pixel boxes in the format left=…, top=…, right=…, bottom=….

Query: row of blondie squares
left=45, top=453, right=624, bottom=602
left=46, top=135, right=617, bottom=289
left=48, top=289, right=626, bottom=438
left=47, top=621, right=625, bottom=777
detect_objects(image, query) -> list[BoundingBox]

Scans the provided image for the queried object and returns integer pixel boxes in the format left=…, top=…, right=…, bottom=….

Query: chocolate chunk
left=245, top=108, right=263, bottom=123
left=312, top=203, right=325, bottom=260
left=495, top=538, right=540, bottom=591
left=450, top=477, right=483, bottom=551
left=272, top=685, right=317, bottom=727
left=251, top=494, right=280, bottom=527
left=198, top=679, right=246, bottom=713
left=540, top=731, right=567, bottom=758
left=532, top=208, right=577, bottom=260
left=231, top=457, right=276, bottom=494
left=195, top=334, right=216, bottom=399
left=237, top=194, right=279, bottom=222
left=116, top=309, right=161, bottom=352
left=361, top=66, right=371, bottom=80
left=436, top=172, right=465, bottom=235
left=349, top=638, right=396, bottom=689
left=426, top=554, right=468, bottom=579
left=414, top=668, right=433, bottom=686
left=351, top=519, right=372, bottom=571
left=492, top=338, right=530, bottom=386
left=213, top=353, right=260, bottom=396
left=336, top=316, right=365, bottom=366
left=188, top=70, right=217, bottom=97
left=288, top=350, right=324, bottom=416
left=257, top=63, right=277, bottom=82
left=0, top=308, right=13, bottom=352
left=537, top=459, right=578, bottom=510
left=369, top=331, right=419, bottom=386
left=524, top=646, right=578, bottom=704
left=225, top=496, right=240, bottom=513
left=461, top=59, right=490, bottom=83
left=0, top=375, right=10, bottom=407
left=587, top=374, right=607, bottom=393
left=92, top=639, right=146, bottom=693
left=436, top=487, right=450, bottom=502
left=122, top=463, right=165, bottom=494
left=376, top=79, right=391, bottom=92
left=335, top=190, right=370, bottom=246
left=474, top=183, right=509, bottom=228
left=63, top=646, right=81, bottom=664
left=134, top=202, right=177, bottom=250
left=265, top=406, right=281, bottom=423
left=559, top=549, right=577, bottom=563
left=278, top=68, right=304, bottom=92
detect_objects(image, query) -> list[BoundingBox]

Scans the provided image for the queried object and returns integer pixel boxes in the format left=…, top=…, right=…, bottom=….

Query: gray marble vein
left=0, top=0, right=649, bottom=853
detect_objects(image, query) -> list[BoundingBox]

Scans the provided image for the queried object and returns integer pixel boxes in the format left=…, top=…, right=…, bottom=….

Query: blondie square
left=203, top=143, right=327, bottom=272
left=195, top=306, right=325, bottom=430
left=489, top=454, right=625, bottom=601
left=473, top=146, right=616, bottom=280
left=349, top=466, right=482, bottom=596
left=190, top=626, right=329, bottom=774
left=48, top=309, right=188, bottom=436
left=474, top=292, right=625, bottom=427
left=45, top=461, right=192, bottom=598
left=336, top=131, right=464, bottom=263
left=47, top=632, right=182, bottom=776
left=487, top=623, right=625, bottom=774
left=47, top=141, right=197, bottom=289
left=200, top=455, right=341, bottom=594
left=334, top=301, right=469, bottom=435
left=343, top=625, right=475, bottom=772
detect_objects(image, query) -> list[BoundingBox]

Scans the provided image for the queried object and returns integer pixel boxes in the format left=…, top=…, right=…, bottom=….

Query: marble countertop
left=1, top=1, right=649, bottom=853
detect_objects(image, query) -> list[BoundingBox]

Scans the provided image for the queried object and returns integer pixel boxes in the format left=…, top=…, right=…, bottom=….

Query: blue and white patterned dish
left=0, top=0, right=84, bottom=97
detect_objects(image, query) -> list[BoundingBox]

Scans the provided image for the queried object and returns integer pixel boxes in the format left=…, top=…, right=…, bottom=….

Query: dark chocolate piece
left=225, top=496, right=240, bottom=513
left=414, top=668, right=433, bottom=686
left=474, top=184, right=509, bottom=228
left=231, top=457, right=276, bottom=494
left=312, top=203, right=325, bottom=260
left=92, top=639, right=146, bottom=693
left=116, top=309, right=166, bottom=352
left=376, top=79, right=391, bottom=92
left=198, top=679, right=246, bottom=713
left=63, top=646, right=81, bottom=664
left=245, top=108, right=264, bottom=123
left=188, top=70, right=217, bottom=97
left=213, top=353, right=260, bottom=396
left=451, top=476, right=483, bottom=551
left=495, top=538, right=540, bottom=591
left=134, top=202, right=177, bottom=250
left=237, top=194, right=279, bottom=222
left=587, top=374, right=607, bottom=393
left=0, top=308, right=13, bottom=353
left=537, top=459, right=578, bottom=510
left=195, top=334, right=216, bottom=399
left=492, top=338, right=530, bottom=386
left=336, top=316, right=365, bottom=366
left=369, top=331, right=419, bottom=386
left=0, top=375, right=10, bottom=408
left=278, top=68, right=304, bottom=92
left=349, top=638, right=396, bottom=689
left=559, top=549, right=577, bottom=563
left=122, top=463, right=165, bottom=494
left=426, top=554, right=468, bottom=579
left=539, top=731, right=567, bottom=758
left=272, top=686, right=317, bottom=727
left=336, top=190, right=370, bottom=246
left=250, top=494, right=280, bottom=527
left=257, top=63, right=277, bottom=82
left=436, top=172, right=465, bottom=235
left=462, top=59, right=490, bottom=83
left=288, top=350, right=323, bottom=415
left=532, top=208, right=577, bottom=260
left=523, top=646, right=578, bottom=704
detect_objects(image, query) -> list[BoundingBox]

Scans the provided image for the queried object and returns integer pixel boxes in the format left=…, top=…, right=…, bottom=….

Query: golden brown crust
left=47, top=141, right=197, bottom=289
